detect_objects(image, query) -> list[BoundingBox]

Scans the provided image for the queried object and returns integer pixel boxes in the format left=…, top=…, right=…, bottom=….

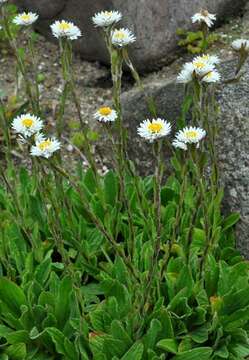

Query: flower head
left=92, top=10, right=122, bottom=27
left=231, top=39, right=249, bottom=52
left=12, top=113, right=43, bottom=138
left=111, top=28, right=136, bottom=47
left=193, top=54, right=220, bottom=66
left=13, top=12, right=39, bottom=26
left=175, top=126, right=206, bottom=145
left=51, top=20, right=81, bottom=40
left=94, top=106, right=117, bottom=122
left=31, top=136, right=61, bottom=158
left=137, top=118, right=171, bottom=142
left=192, top=9, right=216, bottom=28
left=201, top=69, right=220, bottom=83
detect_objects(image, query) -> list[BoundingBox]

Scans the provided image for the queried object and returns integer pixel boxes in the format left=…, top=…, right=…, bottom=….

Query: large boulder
left=14, top=0, right=246, bottom=70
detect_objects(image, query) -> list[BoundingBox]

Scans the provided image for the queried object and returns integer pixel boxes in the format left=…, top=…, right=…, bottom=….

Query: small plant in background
left=177, top=9, right=219, bottom=54
left=0, top=1, right=249, bottom=359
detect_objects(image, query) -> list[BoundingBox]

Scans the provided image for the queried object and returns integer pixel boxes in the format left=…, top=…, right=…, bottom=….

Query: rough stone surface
left=121, top=57, right=249, bottom=257
left=14, top=0, right=246, bottom=70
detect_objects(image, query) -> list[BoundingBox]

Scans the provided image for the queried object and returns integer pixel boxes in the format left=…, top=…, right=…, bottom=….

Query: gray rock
left=16, top=0, right=66, bottom=19
left=121, top=58, right=249, bottom=257
left=14, top=0, right=246, bottom=70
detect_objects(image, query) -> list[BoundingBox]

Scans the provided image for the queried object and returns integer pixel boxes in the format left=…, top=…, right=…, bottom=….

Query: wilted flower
left=92, top=10, right=122, bottom=27
left=12, top=113, right=43, bottom=138
left=51, top=20, right=81, bottom=40
left=111, top=28, right=136, bottom=47
left=175, top=126, right=206, bottom=145
left=31, top=135, right=61, bottom=158
left=172, top=139, right=187, bottom=151
left=231, top=39, right=249, bottom=52
left=191, top=9, right=216, bottom=28
left=137, top=118, right=171, bottom=142
left=94, top=106, right=118, bottom=122
left=13, top=12, right=39, bottom=26
left=201, top=69, right=221, bottom=83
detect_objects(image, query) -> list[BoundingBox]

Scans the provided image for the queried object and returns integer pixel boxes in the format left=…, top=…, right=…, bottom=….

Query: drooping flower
left=172, top=139, right=187, bottom=151
left=31, top=135, right=61, bottom=158
left=191, top=9, right=216, bottom=28
left=92, top=10, right=122, bottom=27
left=137, top=118, right=171, bottom=142
left=201, top=69, right=221, bottom=83
left=13, top=12, right=39, bottom=26
left=51, top=20, right=81, bottom=40
left=231, top=39, right=249, bottom=52
left=12, top=113, right=43, bottom=138
left=175, top=126, right=206, bottom=145
left=111, top=28, right=136, bottom=47
left=177, top=62, right=195, bottom=83
left=94, top=106, right=118, bottom=122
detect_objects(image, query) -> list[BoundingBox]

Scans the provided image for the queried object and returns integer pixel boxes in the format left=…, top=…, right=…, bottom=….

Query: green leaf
left=157, top=339, right=178, bottom=354
left=6, top=343, right=26, bottom=360
left=121, top=342, right=144, bottom=360
left=104, top=171, right=117, bottom=206
left=54, top=276, right=73, bottom=329
left=46, top=327, right=77, bottom=360
left=172, top=347, right=212, bottom=360
left=0, top=278, right=27, bottom=317
left=222, top=213, right=240, bottom=231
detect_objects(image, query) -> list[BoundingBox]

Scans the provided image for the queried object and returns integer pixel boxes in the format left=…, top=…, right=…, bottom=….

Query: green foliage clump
left=177, top=28, right=219, bottom=54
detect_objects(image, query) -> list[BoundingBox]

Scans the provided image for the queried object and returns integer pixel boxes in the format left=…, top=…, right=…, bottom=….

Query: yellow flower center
left=20, top=14, right=31, bottom=22
left=148, top=122, right=163, bottom=133
left=114, top=31, right=125, bottom=40
left=59, top=21, right=71, bottom=31
left=99, top=107, right=112, bottom=116
left=22, top=118, right=34, bottom=127
left=193, top=61, right=205, bottom=69
left=104, top=11, right=113, bottom=17
left=205, top=71, right=213, bottom=78
left=38, top=140, right=52, bottom=151
left=185, top=131, right=198, bottom=139
left=201, top=9, right=209, bottom=17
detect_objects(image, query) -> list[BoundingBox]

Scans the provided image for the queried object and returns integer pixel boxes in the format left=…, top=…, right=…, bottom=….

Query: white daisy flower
left=111, top=28, right=136, bottom=47
left=172, top=139, right=187, bottom=151
left=191, top=9, right=216, bottom=28
left=31, top=136, right=61, bottom=158
left=201, top=69, right=221, bottom=83
left=137, top=118, right=171, bottom=142
left=13, top=12, right=39, bottom=26
left=12, top=113, right=43, bottom=138
left=231, top=39, right=249, bottom=52
left=94, top=106, right=117, bottom=122
left=192, top=58, right=215, bottom=76
left=92, top=10, right=122, bottom=27
left=0, top=0, right=8, bottom=4
left=50, top=20, right=82, bottom=40
left=176, top=126, right=206, bottom=145
left=193, top=54, right=220, bottom=66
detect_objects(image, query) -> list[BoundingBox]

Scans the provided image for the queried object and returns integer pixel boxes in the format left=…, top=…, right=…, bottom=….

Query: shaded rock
left=14, top=0, right=246, bottom=70
left=121, top=57, right=249, bottom=257
left=17, top=0, right=66, bottom=19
